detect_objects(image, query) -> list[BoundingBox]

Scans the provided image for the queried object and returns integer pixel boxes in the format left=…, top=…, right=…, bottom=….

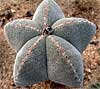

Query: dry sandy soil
left=0, top=0, right=100, bottom=89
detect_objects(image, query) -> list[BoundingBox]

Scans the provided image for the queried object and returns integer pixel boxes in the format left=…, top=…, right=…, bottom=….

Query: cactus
left=4, top=0, right=96, bottom=88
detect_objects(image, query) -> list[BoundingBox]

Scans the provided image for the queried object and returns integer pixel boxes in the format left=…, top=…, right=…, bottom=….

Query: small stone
left=85, top=68, right=91, bottom=73
left=74, top=0, right=79, bottom=4
left=12, top=3, right=17, bottom=7
left=97, top=60, right=100, bottom=66
left=0, top=18, right=6, bottom=27
left=17, top=7, right=20, bottom=10
left=97, top=48, right=100, bottom=55
left=4, top=10, right=13, bottom=19
left=11, top=9, right=16, bottom=13
left=11, top=83, right=16, bottom=86
left=90, top=40, right=99, bottom=46
left=25, top=11, right=33, bottom=17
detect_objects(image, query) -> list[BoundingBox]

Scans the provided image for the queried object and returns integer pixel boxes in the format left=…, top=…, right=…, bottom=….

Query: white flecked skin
left=4, top=0, right=96, bottom=87
left=46, top=35, right=84, bottom=87
left=52, top=18, right=96, bottom=53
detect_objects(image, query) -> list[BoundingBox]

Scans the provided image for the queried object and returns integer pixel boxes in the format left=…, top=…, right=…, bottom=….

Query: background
left=0, top=0, right=100, bottom=89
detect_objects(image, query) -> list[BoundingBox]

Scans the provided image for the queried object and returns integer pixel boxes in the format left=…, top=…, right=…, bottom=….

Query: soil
left=0, top=0, right=100, bottom=89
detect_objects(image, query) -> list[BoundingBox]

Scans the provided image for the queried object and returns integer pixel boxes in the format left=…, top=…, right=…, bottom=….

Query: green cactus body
left=52, top=18, right=96, bottom=53
left=14, top=35, right=48, bottom=86
left=4, top=19, right=42, bottom=52
left=32, top=0, right=65, bottom=30
left=4, top=0, right=96, bottom=87
left=46, top=35, right=83, bottom=87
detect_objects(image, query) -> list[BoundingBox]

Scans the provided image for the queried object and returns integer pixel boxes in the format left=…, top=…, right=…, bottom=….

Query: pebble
left=97, top=60, right=100, bottom=66
left=0, top=18, right=5, bottom=27
left=25, top=11, right=33, bottom=17
left=97, top=48, right=100, bottom=55
left=90, top=40, right=99, bottom=46
left=4, top=10, right=13, bottom=19
left=85, top=68, right=91, bottom=73
left=11, top=9, right=16, bottom=13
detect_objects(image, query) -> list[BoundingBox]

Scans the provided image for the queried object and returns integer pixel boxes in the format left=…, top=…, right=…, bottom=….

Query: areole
left=42, top=25, right=53, bottom=35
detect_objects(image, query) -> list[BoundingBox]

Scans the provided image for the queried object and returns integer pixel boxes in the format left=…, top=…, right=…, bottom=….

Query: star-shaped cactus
left=4, top=0, right=96, bottom=88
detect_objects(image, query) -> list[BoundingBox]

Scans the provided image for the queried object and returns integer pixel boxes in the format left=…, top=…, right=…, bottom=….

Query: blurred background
left=0, top=0, right=100, bottom=89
